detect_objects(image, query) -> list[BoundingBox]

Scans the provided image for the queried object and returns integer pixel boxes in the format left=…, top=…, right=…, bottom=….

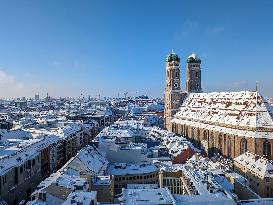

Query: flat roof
left=122, top=188, right=175, bottom=205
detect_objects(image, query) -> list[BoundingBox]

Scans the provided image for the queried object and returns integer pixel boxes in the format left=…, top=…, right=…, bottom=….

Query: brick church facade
left=164, top=51, right=273, bottom=159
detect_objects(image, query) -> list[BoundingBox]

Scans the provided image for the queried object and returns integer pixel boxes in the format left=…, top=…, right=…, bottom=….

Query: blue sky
left=0, top=0, right=272, bottom=98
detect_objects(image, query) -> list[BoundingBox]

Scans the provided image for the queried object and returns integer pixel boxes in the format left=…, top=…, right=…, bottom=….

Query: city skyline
left=0, top=0, right=273, bottom=98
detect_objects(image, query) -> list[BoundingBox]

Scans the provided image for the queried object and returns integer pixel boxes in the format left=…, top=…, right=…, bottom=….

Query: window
left=196, top=72, right=199, bottom=77
left=218, top=135, right=222, bottom=153
left=210, top=132, right=215, bottom=156
left=3, top=175, right=7, bottom=184
left=263, top=141, right=271, bottom=159
left=176, top=72, right=179, bottom=78
left=20, top=166, right=23, bottom=174
left=196, top=129, right=200, bottom=148
left=240, top=139, right=247, bottom=155
left=191, top=128, right=195, bottom=142
left=203, top=130, right=207, bottom=141
left=27, top=160, right=31, bottom=169
left=227, top=137, right=232, bottom=158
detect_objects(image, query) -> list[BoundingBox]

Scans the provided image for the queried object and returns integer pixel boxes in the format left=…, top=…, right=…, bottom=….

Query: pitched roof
left=172, top=91, right=273, bottom=138
left=234, top=151, right=273, bottom=178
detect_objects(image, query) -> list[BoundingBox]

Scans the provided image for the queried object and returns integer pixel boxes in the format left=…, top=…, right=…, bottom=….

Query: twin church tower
left=164, top=50, right=202, bottom=130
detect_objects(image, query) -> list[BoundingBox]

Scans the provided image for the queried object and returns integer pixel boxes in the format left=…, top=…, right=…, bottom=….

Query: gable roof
left=172, top=91, right=273, bottom=138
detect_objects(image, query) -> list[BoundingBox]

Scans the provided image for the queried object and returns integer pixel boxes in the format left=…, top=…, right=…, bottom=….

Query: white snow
left=172, top=91, right=273, bottom=139
left=234, top=151, right=273, bottom=178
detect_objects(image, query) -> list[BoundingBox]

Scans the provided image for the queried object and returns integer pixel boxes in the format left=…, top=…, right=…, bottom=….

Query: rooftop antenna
left=256, top=81, right=259, bottom=92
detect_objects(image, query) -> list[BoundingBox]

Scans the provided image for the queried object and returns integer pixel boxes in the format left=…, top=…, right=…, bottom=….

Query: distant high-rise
left=164, top=50, right=182, bottom=130
left=186, top=53, right=202, bottom=93
left=35, top=94, right=39, bottom=100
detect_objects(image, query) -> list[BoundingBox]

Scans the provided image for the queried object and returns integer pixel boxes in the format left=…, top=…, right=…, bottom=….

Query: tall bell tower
left=186, top=53, right=202, bottom=93
left=164, top=50, right=181, bottom=131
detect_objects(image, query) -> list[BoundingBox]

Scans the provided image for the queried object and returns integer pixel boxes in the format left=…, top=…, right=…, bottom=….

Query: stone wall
left=171, top=122, right=273, bottom=160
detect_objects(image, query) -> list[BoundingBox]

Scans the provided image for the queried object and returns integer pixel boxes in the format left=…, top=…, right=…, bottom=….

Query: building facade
left=108, top=163, right=159, bottom=196
left=170, top=91, right=273, bottom=160
left=163, top=52, right=273, bottom=161
left=234, top=152, right=273, bottom=198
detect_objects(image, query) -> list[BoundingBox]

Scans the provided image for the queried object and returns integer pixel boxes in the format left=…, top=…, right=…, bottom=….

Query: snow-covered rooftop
left=33, top=171, right=88, bottom=197
left=62, top=144, right=108, bottom=176
left=63, top=191, right=97, bottom=205
left=108, top=162, right=158, bottom=176
left=234, top=151, right=273, bottom=178
left=172, top=91, right=273, bottom=139
left=121, top=187, right=176, bottom=205
left=0, top=135, right=59, bottom=176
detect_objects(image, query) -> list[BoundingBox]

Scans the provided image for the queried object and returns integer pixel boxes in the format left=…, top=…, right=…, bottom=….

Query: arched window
left=263, top=141, right=271, bottom=160
left=191, top=127, right=195, bottom=143
left=219, top=134, right=222, bottom=154
left=227, top=137, right=232, bottom=158
left=240, top=138, right=247, bottom=155
left=210, top=132, right=214, bottom=147
left=172, top=124, right=176, bottom=133
left=196, top=129, right=200, bottom=148
left=210, top=132, right=215, bottom=156
left=203, top=130, right=207, bottom=141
